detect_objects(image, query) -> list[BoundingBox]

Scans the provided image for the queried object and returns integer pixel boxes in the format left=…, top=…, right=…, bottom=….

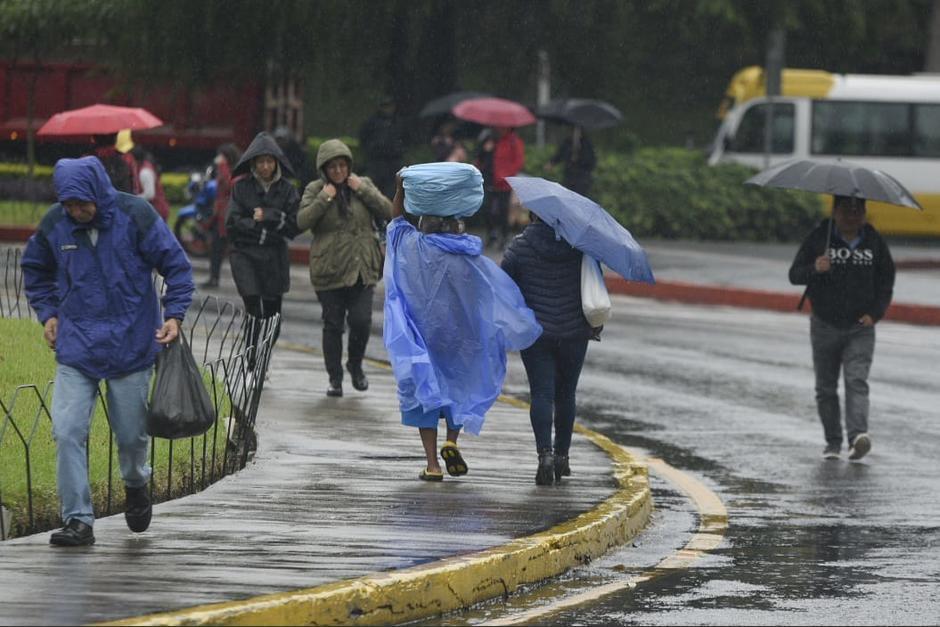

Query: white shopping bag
left=581, top=254, right=611, bottom=327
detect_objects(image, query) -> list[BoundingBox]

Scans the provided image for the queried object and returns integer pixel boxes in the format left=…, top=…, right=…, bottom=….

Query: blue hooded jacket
left=21, top=157, right=194, bottom=379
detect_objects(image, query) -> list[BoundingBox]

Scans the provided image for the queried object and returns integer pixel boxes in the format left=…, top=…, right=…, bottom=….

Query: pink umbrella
left=452, top=97, right=536, bottom=127
left=37, top=104, right=164, bottom=136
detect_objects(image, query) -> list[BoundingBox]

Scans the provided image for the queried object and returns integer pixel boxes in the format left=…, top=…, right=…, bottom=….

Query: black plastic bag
left=147, top=334, right=217, bottom=439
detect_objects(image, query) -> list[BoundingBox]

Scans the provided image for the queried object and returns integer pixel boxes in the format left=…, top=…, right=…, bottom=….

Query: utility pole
left=763, top=16, right=786, bottom=168
left=536, top=49, right=550, bottom=149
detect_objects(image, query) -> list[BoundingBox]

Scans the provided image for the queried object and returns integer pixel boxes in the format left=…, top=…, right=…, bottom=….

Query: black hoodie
left=789, top=219, right=895, bottom=328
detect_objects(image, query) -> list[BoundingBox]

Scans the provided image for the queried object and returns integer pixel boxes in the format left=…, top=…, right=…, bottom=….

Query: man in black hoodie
left=789, top=195, right=895, bottom=462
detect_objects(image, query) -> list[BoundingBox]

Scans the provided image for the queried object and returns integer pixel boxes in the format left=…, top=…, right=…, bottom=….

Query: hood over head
left=316, top=139, right=354, bottom=176
left=233, top=131, right=295, bottom=177
left=53, top=156, right=119, bottom=219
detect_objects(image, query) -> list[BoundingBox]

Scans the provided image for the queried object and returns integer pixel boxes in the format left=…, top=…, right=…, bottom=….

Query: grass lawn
left=0, top=317, right=233, bottom=538
left=0, top=201, right=185, bottom=227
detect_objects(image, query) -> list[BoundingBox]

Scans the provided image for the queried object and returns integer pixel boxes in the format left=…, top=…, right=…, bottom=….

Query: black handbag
left=147, top=334, right=217, bottom=439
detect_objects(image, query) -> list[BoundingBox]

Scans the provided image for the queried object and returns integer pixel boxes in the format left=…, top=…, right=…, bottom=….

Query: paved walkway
left=0, top=345, right=636, bottom=626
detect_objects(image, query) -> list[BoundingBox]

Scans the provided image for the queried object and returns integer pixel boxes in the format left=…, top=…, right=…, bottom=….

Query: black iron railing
left=0, top=246, right=274, bottom=539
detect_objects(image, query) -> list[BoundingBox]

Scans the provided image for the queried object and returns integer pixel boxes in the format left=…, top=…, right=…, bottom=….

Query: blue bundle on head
left=399, top=162, right=484, bottom=218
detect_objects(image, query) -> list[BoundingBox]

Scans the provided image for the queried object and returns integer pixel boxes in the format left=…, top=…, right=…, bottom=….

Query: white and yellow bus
left=708, top=65, right=940, bottom=236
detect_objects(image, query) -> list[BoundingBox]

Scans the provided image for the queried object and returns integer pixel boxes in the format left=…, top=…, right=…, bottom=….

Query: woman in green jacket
left=298, top=139, right=392, bottom=397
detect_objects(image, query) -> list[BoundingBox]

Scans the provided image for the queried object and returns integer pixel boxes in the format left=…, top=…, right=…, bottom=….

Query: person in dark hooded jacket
left=225, top=132, right=301, bottom=368
left=501, top=212, right=595, bottom=486
left=297, top=139, right=391, bottom=397
left=21, top=156, right=194, bottom=546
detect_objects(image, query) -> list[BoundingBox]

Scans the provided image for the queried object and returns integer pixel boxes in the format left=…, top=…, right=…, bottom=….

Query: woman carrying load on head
left=384, top=162, right=542, bottom=482
left=225, top=131, right=301, bottom=369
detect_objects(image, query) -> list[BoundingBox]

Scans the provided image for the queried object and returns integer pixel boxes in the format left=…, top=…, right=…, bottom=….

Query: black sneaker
left=822, top=444, right=841, bottom=460
left=125, top=485, right=152, bottom=533
left=348, top=366, right=369, bottom=392
left=326, top=380, right=343, bottom=397
left=848, top=433, right=871, bottom=461
left=50, top=519, right=95, bottom=546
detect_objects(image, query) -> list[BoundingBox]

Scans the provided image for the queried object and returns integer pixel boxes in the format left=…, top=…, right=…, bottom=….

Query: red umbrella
left=37, top=104, right=164, bottom=136
left=452, top=97, right=536, bottom=127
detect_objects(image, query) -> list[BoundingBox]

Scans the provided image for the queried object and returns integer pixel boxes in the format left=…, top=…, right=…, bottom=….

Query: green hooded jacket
left=297, top=139, right=392, bottom=290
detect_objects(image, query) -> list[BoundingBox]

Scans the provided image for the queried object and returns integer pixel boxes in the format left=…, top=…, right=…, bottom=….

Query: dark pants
left=520, top=335, right=589, bottom=454
left=243, top=295, right=282, bottom=370
left=316, top=281, right=374, bottom=384
left=810, top=315, right=875, bottom=447
left=484, top=190, right=511, bottom=246
left=207, top=232, right=228, bottom=282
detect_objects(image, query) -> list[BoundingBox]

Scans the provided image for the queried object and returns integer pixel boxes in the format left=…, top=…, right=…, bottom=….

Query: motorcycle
left=173, top=169, right=217, bottom=258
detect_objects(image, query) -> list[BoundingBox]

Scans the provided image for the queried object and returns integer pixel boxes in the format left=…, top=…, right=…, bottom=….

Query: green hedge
left=522, top=146, right=823, bottom=242
left=1, top=149, right=823, bottom=240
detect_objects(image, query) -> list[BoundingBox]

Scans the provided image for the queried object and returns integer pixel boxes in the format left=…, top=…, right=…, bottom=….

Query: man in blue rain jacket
left=21, top=156, right=194, bottom=546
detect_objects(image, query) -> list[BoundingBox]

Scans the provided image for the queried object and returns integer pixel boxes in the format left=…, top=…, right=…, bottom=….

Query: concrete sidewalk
left=0, top=343, right=650, bottom=626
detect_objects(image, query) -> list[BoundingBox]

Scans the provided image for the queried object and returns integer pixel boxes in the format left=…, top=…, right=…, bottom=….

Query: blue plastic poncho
left=399, top=162, right=485, bottom=218
left=383, top=218, right=542, bottom=435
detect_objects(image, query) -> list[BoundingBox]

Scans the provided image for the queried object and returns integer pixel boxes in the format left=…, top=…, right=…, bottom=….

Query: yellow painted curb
left=101, top=401, right=651, bottom=626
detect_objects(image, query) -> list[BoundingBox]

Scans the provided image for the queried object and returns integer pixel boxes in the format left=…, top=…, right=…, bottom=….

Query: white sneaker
left=848, top=433, right=871, bottom=461
left=822, top=444, right=841, bottom=460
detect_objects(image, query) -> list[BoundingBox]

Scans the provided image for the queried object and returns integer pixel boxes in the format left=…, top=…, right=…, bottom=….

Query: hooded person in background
left=226, top=132, right=300, bottom=369
left=384, top=162, right=541, bottom=482
left=544, top=125, right=596, bottom=197
left=297, top=139, right=391, bottom=397
left=358, top=96, right=406, bottom=200
left=20, top=156, right=194, bottom=546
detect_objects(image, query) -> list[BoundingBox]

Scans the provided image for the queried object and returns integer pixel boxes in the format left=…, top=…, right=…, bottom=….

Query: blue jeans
left=520, top=336, right=589, bottom=454
left=52, top=364, right=152, bottom=527
left=810, top=316, right=875, bottom=447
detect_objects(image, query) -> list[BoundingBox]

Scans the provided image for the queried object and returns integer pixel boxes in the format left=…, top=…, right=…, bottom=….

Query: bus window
left=913, top=104, right=940, bottom=157
left=812, top=101, right=911, bottom=156
left=728, top=103, right=795, bottom=154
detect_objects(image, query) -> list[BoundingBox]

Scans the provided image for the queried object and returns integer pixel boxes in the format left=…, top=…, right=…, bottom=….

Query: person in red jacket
left=487, top=126, right=524, bottom=249
left=202, top=143, right=242, bottom=288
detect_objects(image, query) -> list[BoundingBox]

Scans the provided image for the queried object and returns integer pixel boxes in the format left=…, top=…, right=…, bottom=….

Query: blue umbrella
left=507, top=176, right=655, bottom=284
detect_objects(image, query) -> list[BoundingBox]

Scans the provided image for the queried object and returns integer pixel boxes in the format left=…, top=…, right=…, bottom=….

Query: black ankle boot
left=554, top=454, right=570, bottom=482
left=535, top=448, right=555, bottom=486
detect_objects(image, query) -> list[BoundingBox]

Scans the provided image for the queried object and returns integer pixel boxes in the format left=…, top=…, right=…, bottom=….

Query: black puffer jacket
left=501, top=221, right=593, bottom=340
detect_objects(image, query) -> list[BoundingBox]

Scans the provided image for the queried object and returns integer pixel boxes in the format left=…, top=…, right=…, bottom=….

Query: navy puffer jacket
left=501, top=221, right=592, bottom=340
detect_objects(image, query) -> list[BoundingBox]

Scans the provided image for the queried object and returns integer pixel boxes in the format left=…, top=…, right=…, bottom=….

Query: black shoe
left=199, top=278, right=219, bottom=289
left=535, top=449, right=555, bottom=486
left=124, top=485, right=152, bottom=533
left=326, top=379, right=343, bottom=397
left=50, top=519, right=95, bottom=546
left=348, top=365, right=369, bottom=391
left=554, top=454, right=571, bottom=482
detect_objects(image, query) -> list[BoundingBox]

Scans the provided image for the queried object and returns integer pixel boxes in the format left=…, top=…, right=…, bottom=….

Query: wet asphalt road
left=237, top=255, right=939, bottom=625
left=449, top=295, right=940, bottom=625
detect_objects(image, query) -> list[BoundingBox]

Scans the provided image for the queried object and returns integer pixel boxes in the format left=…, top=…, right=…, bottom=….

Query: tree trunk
left=926, top=0, right=940, bottom=72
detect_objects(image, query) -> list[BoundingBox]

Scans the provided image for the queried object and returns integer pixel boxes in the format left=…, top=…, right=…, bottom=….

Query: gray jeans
left=810, top=315, right=875, bottom=447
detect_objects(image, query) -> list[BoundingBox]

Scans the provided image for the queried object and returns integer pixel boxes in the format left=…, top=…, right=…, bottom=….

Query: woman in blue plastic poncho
left=383, top=163, right=542, bottom=481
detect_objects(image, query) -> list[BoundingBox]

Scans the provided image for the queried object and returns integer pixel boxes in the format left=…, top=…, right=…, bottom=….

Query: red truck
left=0, top=59, right=264, bottom=168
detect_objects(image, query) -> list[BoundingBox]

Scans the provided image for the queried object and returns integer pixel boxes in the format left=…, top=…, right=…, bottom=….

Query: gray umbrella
left=744, top=158, right=923, bottom=210
left=536, top=98, right=623, bottom=130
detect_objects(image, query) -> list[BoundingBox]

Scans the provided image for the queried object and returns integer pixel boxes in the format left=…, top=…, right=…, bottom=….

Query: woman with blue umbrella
left=503, top=176, right=654, bottom=485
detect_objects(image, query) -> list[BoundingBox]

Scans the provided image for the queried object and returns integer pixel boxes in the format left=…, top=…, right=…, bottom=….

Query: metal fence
left=0, top=246, right=275, bottom=539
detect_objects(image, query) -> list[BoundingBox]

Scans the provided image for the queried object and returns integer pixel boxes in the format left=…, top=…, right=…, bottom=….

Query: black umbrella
left=536, top=98, right=623, bottom=130
left=419, top=91, right=493, bottom=118
left=744, top=159, right=923, bottom=210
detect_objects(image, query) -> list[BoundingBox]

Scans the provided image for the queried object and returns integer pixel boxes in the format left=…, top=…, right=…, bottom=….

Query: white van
left=708, top=66, right=940, bottom=236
